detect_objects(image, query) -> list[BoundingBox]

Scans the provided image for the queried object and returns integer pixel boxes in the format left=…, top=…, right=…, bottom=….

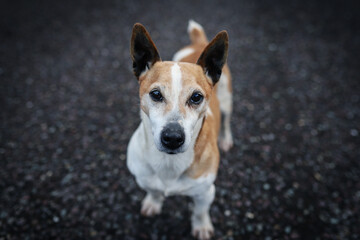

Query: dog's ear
left=197, top=31, right=228, bottom=85
left=130, top=23, right=161, bottom=78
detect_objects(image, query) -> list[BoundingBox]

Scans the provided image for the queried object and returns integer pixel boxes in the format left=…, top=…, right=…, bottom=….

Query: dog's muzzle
left=160, top=123, right=185, bottom=152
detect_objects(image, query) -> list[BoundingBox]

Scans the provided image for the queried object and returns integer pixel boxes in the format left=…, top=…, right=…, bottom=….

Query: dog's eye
left=189, top=92, right=203, bottom=105
left=149, top=89, right=163, bottom=102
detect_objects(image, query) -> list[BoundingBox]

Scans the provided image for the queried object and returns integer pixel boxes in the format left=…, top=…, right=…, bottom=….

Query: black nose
left=161, top=123, right=185, bottom=150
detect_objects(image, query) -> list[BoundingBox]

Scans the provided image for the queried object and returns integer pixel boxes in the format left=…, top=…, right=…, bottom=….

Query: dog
left=127, top=20, right=233, bottom=240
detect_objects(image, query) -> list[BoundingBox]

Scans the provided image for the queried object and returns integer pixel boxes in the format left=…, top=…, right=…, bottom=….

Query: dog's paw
left=191, top=213, right=214, bottom=240
left=192, top=224, right=214, bottom=240
left=219, top=135, right=233, bottom=152
left=141, top=194, right=163, bottom=217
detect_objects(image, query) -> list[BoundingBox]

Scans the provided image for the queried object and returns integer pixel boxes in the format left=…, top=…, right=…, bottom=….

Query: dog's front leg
left=191, top=184, right=215, bottom=240
left=141, top=190, right=164, bottom=217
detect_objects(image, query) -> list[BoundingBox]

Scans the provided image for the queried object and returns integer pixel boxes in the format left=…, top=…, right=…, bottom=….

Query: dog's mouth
left=157, top=145, right=185, bottom=155
left=161, top=148, right=182, bottom=155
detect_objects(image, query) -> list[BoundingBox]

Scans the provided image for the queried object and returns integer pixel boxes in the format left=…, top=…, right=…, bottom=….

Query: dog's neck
left=139, top=110, right=204, bottom=180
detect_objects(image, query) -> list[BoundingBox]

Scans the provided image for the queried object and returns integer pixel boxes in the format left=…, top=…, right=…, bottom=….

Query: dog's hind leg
left=191, top=184, right=215, bottom=240
left=217, top=69, right=233, bottom=152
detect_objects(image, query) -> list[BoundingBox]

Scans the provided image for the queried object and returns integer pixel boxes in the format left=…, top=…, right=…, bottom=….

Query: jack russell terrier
left=127, top=20, right=233, bottom=240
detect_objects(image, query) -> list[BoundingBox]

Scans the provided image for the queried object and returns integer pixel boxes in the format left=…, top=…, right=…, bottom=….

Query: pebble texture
left=1, top=0, right=359, bottom=239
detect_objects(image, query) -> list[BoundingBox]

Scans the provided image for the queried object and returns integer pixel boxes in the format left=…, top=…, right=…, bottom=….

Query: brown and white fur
left=127, top=20, right=233, bottom=240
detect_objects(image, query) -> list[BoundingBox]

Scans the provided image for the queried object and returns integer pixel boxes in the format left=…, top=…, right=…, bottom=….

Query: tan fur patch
left=139, top=61, right=214, bottom=118
left=186, top=95, right=220, bottom=178
left=179, top=54, right=223, bottom=179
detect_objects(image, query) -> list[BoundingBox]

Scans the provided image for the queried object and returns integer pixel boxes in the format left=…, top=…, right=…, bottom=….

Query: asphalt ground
left=1, top=0, right=359, bottom=239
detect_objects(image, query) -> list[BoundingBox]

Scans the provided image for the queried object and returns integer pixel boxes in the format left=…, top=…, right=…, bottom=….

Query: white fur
left=141, top=193, right=164, bottom=216
left=192, top=184, right=215, bottom=239
left=173, top=47, right=195, bottom=62
left=217, top=73, right=233, bottom=151
left=127, top=111, right=215, bottom=198
left=171, top=63, right=182, bottom=110
left=188, top=19, right=203, bottom=33
left=206, top=107, right=213, bottom=117
left=216, top=74, right=232, bottom=114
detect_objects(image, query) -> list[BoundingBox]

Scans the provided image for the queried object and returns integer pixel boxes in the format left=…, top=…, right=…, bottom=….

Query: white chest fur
left=127, top=119, right=215, bottom=197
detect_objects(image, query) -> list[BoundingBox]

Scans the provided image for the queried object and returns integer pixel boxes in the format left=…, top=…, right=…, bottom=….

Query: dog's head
left=130, top=23, right=228, bottom=154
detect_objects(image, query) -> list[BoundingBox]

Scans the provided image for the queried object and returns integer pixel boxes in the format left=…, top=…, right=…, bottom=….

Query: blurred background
left=1, top=0, right=359, bottom=239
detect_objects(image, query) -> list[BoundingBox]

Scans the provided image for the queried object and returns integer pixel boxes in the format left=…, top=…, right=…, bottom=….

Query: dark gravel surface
left=1, top=0, right=359, bottom=239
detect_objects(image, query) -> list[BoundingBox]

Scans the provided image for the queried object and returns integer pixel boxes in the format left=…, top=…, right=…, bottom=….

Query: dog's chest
left=145, top=169, right=215, bottom=197
left=146, top=152, right=209, bottom=196
left=148, top=175, right=190, bottom=196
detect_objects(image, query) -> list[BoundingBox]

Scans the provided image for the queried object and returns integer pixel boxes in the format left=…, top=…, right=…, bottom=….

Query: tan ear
left=197, top=31, right=228, bottom=85
left=130, top=23, right=161, bottom=78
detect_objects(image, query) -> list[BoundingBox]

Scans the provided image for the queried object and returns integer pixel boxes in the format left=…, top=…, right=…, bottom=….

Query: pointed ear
left=197, top=31, right=228, bottom=85
left=130, top=23, right=161, bottom=78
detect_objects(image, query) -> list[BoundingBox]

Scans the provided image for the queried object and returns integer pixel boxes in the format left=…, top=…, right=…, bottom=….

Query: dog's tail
left=188, top=20, right=208, bottom=45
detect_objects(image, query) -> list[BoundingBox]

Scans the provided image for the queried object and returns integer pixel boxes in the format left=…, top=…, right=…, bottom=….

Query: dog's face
left=139, top=62, right=211, bottom=154
left=130, top=23, right=228, bottom=154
